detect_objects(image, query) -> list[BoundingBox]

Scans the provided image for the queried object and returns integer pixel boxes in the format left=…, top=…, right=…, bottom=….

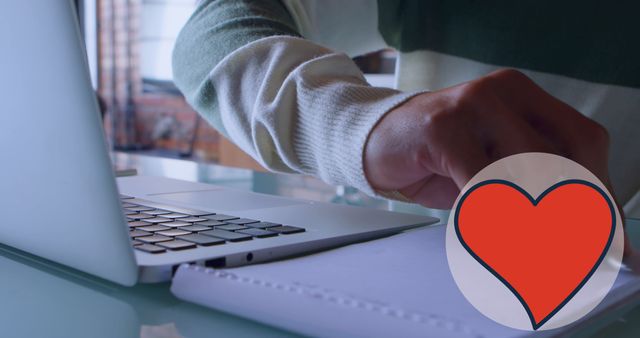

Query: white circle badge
left=446, top=153, right=623, bottom=331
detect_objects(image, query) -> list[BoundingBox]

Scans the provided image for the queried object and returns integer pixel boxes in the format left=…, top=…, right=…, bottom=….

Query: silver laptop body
left=0, top=0, right=438, bottom=285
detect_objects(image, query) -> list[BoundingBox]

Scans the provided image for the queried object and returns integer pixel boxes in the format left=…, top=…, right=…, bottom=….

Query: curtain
left=98, top=0, right=141, bottom=149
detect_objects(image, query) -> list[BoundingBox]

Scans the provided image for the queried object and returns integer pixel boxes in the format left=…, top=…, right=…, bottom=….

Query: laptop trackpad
left=151, top=189, right=307, bottom=212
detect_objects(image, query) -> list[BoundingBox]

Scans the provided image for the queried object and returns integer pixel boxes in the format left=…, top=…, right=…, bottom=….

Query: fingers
left=485, top=71, right=634, bottom=268
left=400, top=175, right=459, bottom=209
left=481, top=104, right=558, bottom=158
left=530, top=96, right=610, bottom=179
left=435, top=129, right=492, bottom=189
left=487, top=69, right=610, bottom=180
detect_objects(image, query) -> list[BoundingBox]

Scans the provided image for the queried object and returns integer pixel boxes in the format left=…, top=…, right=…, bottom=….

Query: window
left=140, top=0, right=198, bottom=82
left=93, top=0, right=220, bottom=160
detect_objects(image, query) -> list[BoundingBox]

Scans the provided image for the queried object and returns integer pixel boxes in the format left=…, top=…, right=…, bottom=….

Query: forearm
left=172, top=0, right=299, bottom=137
left=173, top=0, right=418, bottom=194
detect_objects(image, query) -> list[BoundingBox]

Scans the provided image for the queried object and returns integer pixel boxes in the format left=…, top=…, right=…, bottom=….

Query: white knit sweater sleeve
left=208, top=36, right=418, bottom=194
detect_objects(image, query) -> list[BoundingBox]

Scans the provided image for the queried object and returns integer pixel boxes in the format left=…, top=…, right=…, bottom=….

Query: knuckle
left=422, top=104, right=457, bottom=133
left=490, top=68, right=529, bottom=83
left=413, top=145, right=432, bottom=170
left=454, top=80, right=500, bottom=117
left=459, top=77, right=494, bottom=99
left=473, top=69, right=533, bottom=95
left=460, top=70, right=519, bottom=99
left=459, top=69, right=532, bottom=100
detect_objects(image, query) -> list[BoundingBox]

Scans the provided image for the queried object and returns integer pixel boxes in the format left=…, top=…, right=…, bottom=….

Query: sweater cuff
left=293, top=81, right=421, bottom=196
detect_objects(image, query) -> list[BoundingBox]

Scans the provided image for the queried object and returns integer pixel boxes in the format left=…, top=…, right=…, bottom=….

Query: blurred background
left=76, top=0, right=396, bottom=171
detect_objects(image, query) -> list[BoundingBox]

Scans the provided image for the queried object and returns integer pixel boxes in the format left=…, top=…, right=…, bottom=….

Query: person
left=172, top=1, right=639, bottom=222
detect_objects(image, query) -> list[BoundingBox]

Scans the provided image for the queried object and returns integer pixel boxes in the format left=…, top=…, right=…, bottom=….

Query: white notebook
left=171, top=226, right=640, bottom=338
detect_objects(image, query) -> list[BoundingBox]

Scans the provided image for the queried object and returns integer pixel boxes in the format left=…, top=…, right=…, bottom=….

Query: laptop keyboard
left=120, top=195, right=305, bottom=254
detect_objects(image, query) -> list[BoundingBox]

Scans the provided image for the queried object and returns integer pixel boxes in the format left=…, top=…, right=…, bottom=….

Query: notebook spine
left=180, top=264, right=482, bottom=337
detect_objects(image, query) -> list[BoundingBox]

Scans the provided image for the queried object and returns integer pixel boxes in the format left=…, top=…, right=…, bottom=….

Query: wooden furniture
left=218, top=137, right=266, bottom=172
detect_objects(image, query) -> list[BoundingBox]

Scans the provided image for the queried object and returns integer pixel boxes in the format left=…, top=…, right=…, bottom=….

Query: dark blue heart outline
left=453, top=179, right=616, bottom=330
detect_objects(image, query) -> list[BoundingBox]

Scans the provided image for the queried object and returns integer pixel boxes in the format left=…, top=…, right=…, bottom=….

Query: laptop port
left=205, top=257, right=226, bottom=268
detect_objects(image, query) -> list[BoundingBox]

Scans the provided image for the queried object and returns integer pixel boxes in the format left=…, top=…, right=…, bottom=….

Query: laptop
left=0, top=0, right=438, bottom=286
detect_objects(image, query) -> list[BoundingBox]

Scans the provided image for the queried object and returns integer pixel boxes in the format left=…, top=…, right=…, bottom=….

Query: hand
left=365, top=68, right=640, bottom=264
left=364, top=69, right=610, bottom=208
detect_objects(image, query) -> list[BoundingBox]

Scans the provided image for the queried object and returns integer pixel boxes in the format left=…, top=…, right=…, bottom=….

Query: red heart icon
left=455, top=179, right=615, bottom=330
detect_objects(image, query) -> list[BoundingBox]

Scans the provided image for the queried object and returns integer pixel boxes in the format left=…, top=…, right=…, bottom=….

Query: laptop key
left=135, top=244, right=166, bottom=254
left=163, top=220, right=192, bottom=227
left=198, top=220, right=227, bottom=227
left=130, top=230, right=152, bottom=238
left=137, top=235, right=173, bottom=244
left=245, top=221, right=281, bottom=229
left=126, top=206, right=155, bottom=212
left=201, top=229, right=252, bottom=242
left=161, top=213, right=189, bottom=219
left=122, top=203, right=137, bottom=208
left=124, top=210, right=138, bottom=215
left=180, top=217, right=208, bottom=223
left=156, top=229, right=192, bottom=237
left=267, top=226, right=305, bottom=234
left=204, top=214, right=239, bottom=221
left=153, top=205, right=214, bottom=217
left=161, top=207, right=215, bottom=217
left=131, top=240, right=143, bottom=246
left=142, top=209, right=171, bottom=216
left=177, top=234, right=225, bottom=246
left=237, top=228, right=278, bottom=238
left=120, top=194, right=134, bottom=200
left=226, top=218, right=259, bottom=225
left=180, top=225, right=212, bottom=232
left=128, top=221, right=152, bottom=228
left=145, top=217, right=173, bottom=223
left=127, top=213, right=155, bottom=220
left=137, top=225, right=172, bottom=232
left=215, top=224, right=248, bottom=231
left=156, top=240, right=197, bottom=251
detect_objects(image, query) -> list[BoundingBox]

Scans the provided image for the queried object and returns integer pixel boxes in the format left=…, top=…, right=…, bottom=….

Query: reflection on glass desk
left=111, top=152, right=388, bottom=209
left=1, top=152, right=639, bottom=338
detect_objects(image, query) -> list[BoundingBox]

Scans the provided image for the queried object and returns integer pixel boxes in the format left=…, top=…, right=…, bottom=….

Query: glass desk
left=1, top=152, right=638, bottom=338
